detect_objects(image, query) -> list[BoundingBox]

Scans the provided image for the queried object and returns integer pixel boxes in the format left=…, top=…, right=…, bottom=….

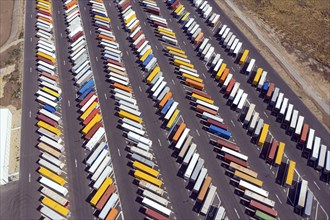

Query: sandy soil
left=0, top=64, right=15, bottom=98
left=215, top=0, right=330, bottom=131
left=0, top=0, right=24, bottom=178
left=0, top=0, right=14, bottom=47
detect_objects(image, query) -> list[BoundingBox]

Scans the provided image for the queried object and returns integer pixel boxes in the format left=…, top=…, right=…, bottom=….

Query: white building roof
left=0, top=108, right=12, bottom=185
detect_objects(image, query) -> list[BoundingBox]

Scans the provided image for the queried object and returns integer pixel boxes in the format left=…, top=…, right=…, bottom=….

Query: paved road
left=164, top=0, right=330, bottom=213
left=14, top=0, right=329, bottom=219
left=18, top=1, right=44, bottom=218
left=78, top=1, right=202, bottom=219
left=52, top=0, right=96, bottom=218
left=101, top=0, right=301, bottom=219
left=114, top=1, right=328, bottom=219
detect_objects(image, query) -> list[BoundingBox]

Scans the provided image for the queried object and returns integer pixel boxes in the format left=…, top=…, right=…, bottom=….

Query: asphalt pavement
left=51, top=0, right=97, bottom=218
left=165, top=0, right=330, bottom=213
left=17, top=1, right=46, bottom=219
left=78, top=1, right=201, bottom=219
left=13, top=0, right=329, bottom=219
left=102, top=0, right=298, bottom=219
left=110, top=1, right=327, bottom=219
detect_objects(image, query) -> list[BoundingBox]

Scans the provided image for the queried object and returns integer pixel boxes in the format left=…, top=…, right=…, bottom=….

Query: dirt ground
left=0, top=0, right=24, bottom=179
left=215, top=0, right=330, bottom=131
left=0, top=43, right=23, bottom=109
left=0, top=0, right=14, bottom=47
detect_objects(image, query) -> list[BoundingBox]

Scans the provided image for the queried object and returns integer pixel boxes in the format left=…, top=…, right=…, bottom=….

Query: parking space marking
left=231, top=120, right=235, bottom=127
left=234, top=208, right=240, bottom=218
left=104, top=93, right=107, bottom=99
left=196, top=129, right=200, bottom=136
left=29, top=111, right=32, bottom=118
left=158, top=139, right=162, bottom=146
left=117, top=149, right=121, bottom=157
left=263, top=111, right=269, bottom=118
left=275, top=193, right=282, bottom=204
left=28, top=173, right=31, bottom=183
left=30, top=37, right=32, bottom=42
left=313, top=181, right=321, bottom=190
left=172, top=79, right=175, bottom=85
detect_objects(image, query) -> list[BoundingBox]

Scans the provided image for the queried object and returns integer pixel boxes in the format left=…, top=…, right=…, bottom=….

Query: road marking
left=196, top=129, right=200, bottom=136
left=155, top=45, right=158, bottom=50
left=60, top=33, right=63, bottom=38
left=234, top=208, right=240, bottom=218
left=202, top=73, right=206, bottom=78
left=89, top=30, right=92, bottom=35
left=63, top=60, right=66, bottom=66
left=96, top=56, right=98, bottom=62
left=109, top=2, right=111, bottom=6
left=194, top=15, right=197, bottom=19
left=209, top=36, right=212, bottom=40
left=30, top=67, right=32, bottom=73
left=315, top=202, right=319, bottom=220
left=158, top=139, right=162, bottom=146
left=172, top=79, right=175, bottom=85
left=117, top=149, right=121, bottom=157
left=139, top=86, right=142, bottom=92
left=30, top=37, right=32, bottom=42
left=183, top=41, right=186, bottom=45
left=126, top=51, right=129, bottom=56
left=104, top=93, right=107, bottom=99
left=231, top=67, right=235, bottom=72
left=231, top=120, right=235, bottom=127
left=117, top=26, right=120, bottom=30
left=57, top=10, right=60, bottom=15
left=169, top=18, right=172, bottom=22
left=144, top=21, right=146, bottom=26
left=263, top=111, right=269, bottom=118
left=84, top=6, right=86, bottom=11
left=68, top=100, right=71, bottom=107
left=313, top=181, right=321, bottom=190
left=31, top=14, right=32, bottom=18
left=75, top=159, right=78, bottom=168
left=275, top=193, right=282, bottom=204
left=29, top=111, right=32, bottom=118
left=28, top=173, right=31, bottom=183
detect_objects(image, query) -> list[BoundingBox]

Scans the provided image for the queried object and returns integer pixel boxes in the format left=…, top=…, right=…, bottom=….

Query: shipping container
left=193, top=168, right=208, bottom=193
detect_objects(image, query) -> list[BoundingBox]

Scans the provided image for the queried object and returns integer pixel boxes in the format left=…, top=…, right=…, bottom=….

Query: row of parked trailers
left=137, top=1, right=231, bottom=217
left=197, top=0, right=328, bottom=178
left=34, top=1, right=72, bottom=219
left=63, top=1, right=121, bottom=219
left=169, top=2, right=325, bottom=219
left=241, top=64, right=330, bottom=174
left=84, top=0, right=175, bottom=219
left=185, top=0, right=244, bottom=57
left=194, top=0, right=329, bottom=195
left=164, top=3, right=281, bottom=218
left=211, top=138, right=280, bottom=219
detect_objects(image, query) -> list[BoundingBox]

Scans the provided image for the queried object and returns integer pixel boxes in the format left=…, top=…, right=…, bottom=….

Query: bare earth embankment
left=215, top=0, right=330, bottom=131
left=0, top=0, right=14, bottom=47
left=0, top=0, right=25, bottom=178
